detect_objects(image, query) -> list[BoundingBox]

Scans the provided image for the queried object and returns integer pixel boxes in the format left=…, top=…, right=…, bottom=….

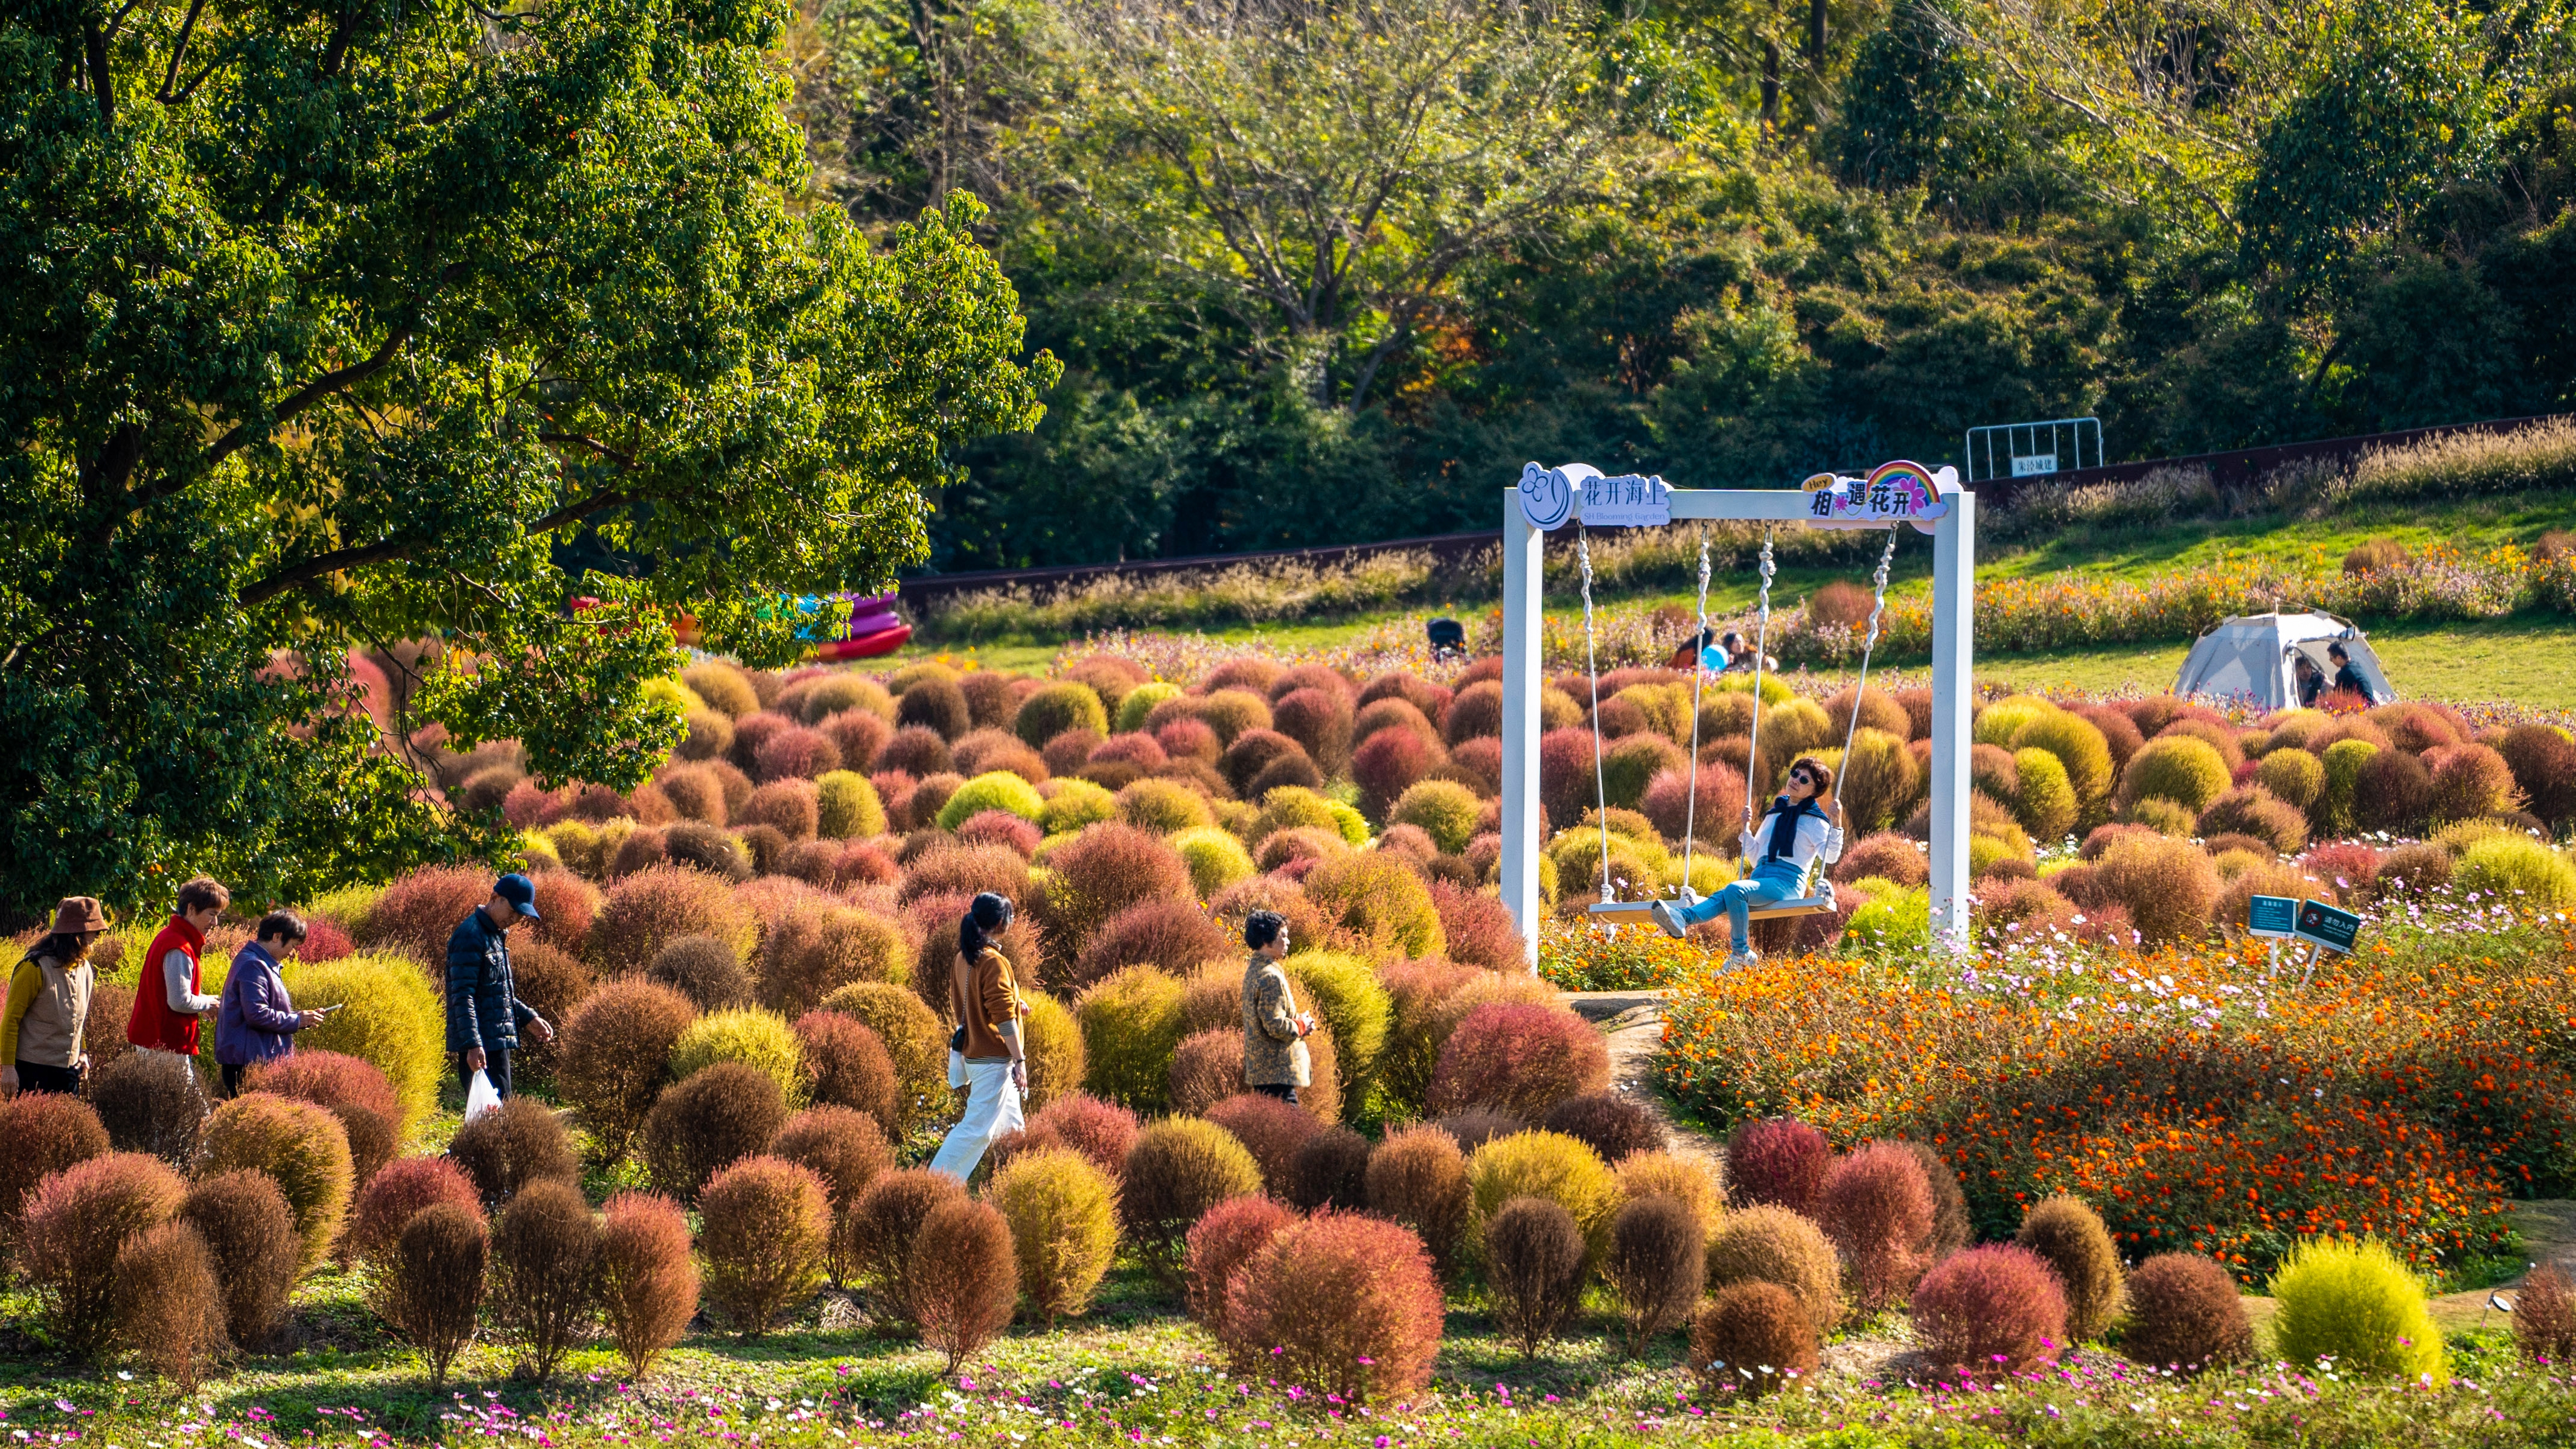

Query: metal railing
left=1964, top=417, right=2102, bottom=482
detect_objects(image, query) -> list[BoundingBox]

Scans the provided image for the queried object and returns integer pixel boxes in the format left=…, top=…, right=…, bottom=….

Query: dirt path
left=1559, top=988, right=2576, bottom=1341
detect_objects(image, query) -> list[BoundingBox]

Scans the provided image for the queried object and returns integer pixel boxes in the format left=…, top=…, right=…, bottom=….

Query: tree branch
left=198, top=325, right=414, bottom=475
left=84, top=22, right=114, bottom=126
left=158, top=0, right=208, bottom=103
left=237, top=488, right=633, bottom=606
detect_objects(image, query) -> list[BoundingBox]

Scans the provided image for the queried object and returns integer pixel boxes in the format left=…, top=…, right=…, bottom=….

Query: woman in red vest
left=127, top=877, right=229, bottom=1056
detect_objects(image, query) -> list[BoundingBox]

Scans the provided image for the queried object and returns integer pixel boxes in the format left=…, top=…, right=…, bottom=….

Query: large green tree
left=0, top=0, right=1055, bottom=918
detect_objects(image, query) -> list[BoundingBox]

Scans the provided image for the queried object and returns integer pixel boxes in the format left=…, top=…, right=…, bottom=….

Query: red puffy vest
left=125, top=915, right=206, bottom=1055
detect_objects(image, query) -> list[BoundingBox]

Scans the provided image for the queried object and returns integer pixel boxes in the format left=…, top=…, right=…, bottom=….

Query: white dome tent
left=2172, top=610, right=2395, bottom=710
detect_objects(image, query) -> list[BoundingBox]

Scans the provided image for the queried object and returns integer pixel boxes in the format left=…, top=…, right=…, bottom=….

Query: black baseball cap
left=495, top=872, right=542, bottom=918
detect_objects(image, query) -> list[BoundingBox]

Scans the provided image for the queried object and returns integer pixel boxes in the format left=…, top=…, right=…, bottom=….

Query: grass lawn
left=4, top=1253, right=2567, bottom=1448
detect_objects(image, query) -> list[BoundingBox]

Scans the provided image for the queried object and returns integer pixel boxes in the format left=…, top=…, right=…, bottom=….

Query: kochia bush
left=19, top=1152, right=187, bottom=1358
left=181, top=1169, right=301, bottom=1349
left=197, top=1092, right=355, bottom=1273
left=2015, top=1195, right=2126, bottom=1342
left=1220, top=1211, right=1445, bottom=1402
left=698, top=1156, right=830, bottom=1335
left=988, top=1148, right=1120, bottom=1326
left=1910, top=1244, right=2069, bottom=1378
left=1184, top=1186, right=1297, bottom=1335
left=1691, top=1282, right=1819, bottom=1399
left=558, top=980, right=700, bottom=1160
left=642, top=1062, right=790, bottom=1203
left=1465, top=1129, right=1620, bottom=1264
left=345, top=1154, right=484, bottom=1267
left=597, top=1191, right=700, bottom=1378
left=447, top=1094, right=581, bottom=1209
left=1121, top=1118, right=1264, bottom=1267
left=1074, top=965, right=1188, bottom=1110
left=1428, top=1002, right=1611, bottom=1118
left=2268, top=1236, right=2448, bottom=1384
left=1706, top=1205, right=1843, bottom=1334
left=1815, top=1140, right=1935, bottom=1316
left=0, top=1091, right=108, bottom=1232
left=283, top=954, right=447, bottom=1128
left=2121, top=1252, right=2254, bottom=1374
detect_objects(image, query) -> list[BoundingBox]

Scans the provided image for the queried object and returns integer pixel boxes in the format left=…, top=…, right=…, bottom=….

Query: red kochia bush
left=2499, top=723, right=2576, bottom=832
left=1009, top=1093, right=1140, bottom=1179
left=365, top=865, right=494, bottom=964
left=1817, top=1140, right=1936, bottom=1314
left=114, top=1221, right=228, bottom=1389
left=247, top=1050, right=401, bottom=1172
left=1727, top=1118, right=1832, bottom=1214
left=698, top=1156, right=829, bottom=1334
left=1287, top=1127, right=1372, bottom=1211
left=1221, top=1210, right=1444, bottom=1401
left=19, top=1152, right=187, bottom=1358
left=383, top=1203, right=488, bottom=1389
left=793, top=1011, right=902, bottom=1137
left=2120, top=1252, right=2252, bottom=1374
left=1910, top=1244, right=2069, bottom=1377
left=1072, top=897, right=1235, bottom=991
left=1426, top=880, right=1526, bottom=973
left=1168, top=1028, right=1248, bottom=1116
left=182, top=1169, right=302, bottom=1349
left=772, top=1105, right=894, bottom=1287
left=1641, top=762, right=1749, bottom=845
left=846, top=1168, right=967, bottom=1319
left=1271, top=689, right=1355, bottom=773
left=447, top=1095, right=581, bottom=1208
left=642, top=1062, right=790, bottom=1203
left=1537, top=727, right=1603, bottom=833
left=1205, top=1092, right=1322, bottom=1193
left=346, top=1154, right=485, bottom=1265
left=1425, top=1002, right=1611, bottom=1118
left=1352, top=726, right=1443, bottom=819
left=1186, top=1195, right=1298, bottom=1332
left=2355, top=746, right=2436, bottom=835
left=909, top=1197, right=1019, bottom=1372
left=1039, top=824, right=1200, bottom=967
left=597, top=1191, right=699, bottom=1378
left=1364, top=1124, right=1472, bottom=1276
left=558, top=980, right=700, bottom=1159
left=491, top=1177, right=601, bottom=1381
left=1542, top=1090, right=1666, bottom=1164
left=0, top=1090, right=109, bottom=1230
left=1691, top=1282, right=1820, bottom=1399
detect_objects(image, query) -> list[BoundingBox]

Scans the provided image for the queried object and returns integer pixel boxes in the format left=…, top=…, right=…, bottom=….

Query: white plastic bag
left=947, top=1049, right=968, bottom=1090
left=464, top=1069, right=501, bottom=1121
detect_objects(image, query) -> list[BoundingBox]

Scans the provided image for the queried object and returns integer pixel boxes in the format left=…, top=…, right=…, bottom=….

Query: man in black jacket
left=446, top=872, right=555, bottom=1103
left=2327, top=643, right=2379, bottom=706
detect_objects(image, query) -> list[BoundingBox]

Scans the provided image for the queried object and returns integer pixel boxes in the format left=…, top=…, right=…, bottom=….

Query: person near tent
left=2327, top=642, right=2377, bottom=705
left=2293, top=653, right=2325, bottom=708
left=127, top=877, right=229, bottom=1059
left=1648, top=757, right=1843, bottom=968
left=1, top=897, right=110, bottom=1098
left=930, top=892, right=1028, bottom=1181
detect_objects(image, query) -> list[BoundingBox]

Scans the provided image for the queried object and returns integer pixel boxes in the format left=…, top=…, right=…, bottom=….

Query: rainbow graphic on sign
left=1801, top=460, right=1952, bottom=531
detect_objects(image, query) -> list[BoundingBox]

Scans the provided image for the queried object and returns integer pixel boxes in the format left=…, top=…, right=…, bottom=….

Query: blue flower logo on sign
left=1517, top=462, right=1573, bottom=531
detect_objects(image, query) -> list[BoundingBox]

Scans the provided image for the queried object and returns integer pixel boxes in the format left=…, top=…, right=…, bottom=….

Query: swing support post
left=1495, top=478, right=1977, bottom=967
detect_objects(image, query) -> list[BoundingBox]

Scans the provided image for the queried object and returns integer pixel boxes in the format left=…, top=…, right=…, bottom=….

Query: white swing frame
left=1495, top=476, right=1978, bottom=968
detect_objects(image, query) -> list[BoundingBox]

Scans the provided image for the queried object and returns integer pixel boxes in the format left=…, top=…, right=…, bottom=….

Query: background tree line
left=787, top=0, right=2576, bottom=570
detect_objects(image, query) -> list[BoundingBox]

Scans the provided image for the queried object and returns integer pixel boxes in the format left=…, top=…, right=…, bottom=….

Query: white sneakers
left=1648, top=901, right=1687, bottom=939
left=1721, top=949, right=1760, bottom=971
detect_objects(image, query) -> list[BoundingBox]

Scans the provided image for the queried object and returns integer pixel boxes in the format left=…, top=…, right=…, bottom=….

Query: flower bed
left=1658, top=919, right=2576, bottom=1281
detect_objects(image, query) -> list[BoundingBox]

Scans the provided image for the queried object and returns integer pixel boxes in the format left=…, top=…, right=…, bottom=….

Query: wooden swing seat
left=1585, top=885, right=1837, bottom=924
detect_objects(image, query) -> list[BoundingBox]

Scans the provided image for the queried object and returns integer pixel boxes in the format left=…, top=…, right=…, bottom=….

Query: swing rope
left=1833, top=529, right=1902, bottom=773
left=1740, top=528, right=1776, bottom=833
left=1678, top=524, right=1711, bottom=901
left=1578, top=523, right=1614, bottom=903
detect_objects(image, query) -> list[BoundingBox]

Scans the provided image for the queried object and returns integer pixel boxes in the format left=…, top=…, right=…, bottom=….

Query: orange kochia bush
left=1658, top=940, right=2576, bottom=1278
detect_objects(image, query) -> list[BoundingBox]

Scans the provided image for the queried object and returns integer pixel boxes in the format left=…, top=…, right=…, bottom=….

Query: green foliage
left=816, top=772, right=888, bottom=839
left=2121, top=737, right=2232, bottom=814
left=1465, top=1129, right=1620, bottom=1265
left=987, top=1147, right=1120, bottom=1326
left=1016, top=683, right=1110, bottom=749
left=1073, top=965, right=1187, bottom=1111
left=2320, top=739, right=2382, bottom=835
left=0, top=0, right=1056, bottom=915
left=1169, top=827, right=1258, bottom=898
left=670, top=1009, right=808, bottom=1107
left=936, top=771, right=1049, bottom=831
left=283, top=955, right=446, bottom=1130
left=1301, top=852, right=1446, bottom=959
left=1282, top=952, right=1392, bottom=1096
left=2012, top=747, right=2079, bottom=844
left=2455, top=836, right=2576, bottom=912
left=1388, top=781, right=1481, bottom=855
left=1116, top=683, right=1184, bottom=734
left=2268, top=1236, right=2449, bottom=1384
left=1041, top=778, right=1120, bottom=836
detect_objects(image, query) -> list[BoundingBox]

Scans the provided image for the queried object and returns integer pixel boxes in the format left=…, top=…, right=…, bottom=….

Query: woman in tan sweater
left=928, top=892, right=1028, bottom=1182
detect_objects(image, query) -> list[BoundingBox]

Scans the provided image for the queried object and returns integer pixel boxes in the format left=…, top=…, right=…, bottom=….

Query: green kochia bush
left=815, top=770, right=887, bottom=838
left=1283, top=951, right=1391, bottom=1096
left=988, top=1147, right=1120, bottom=1325
left=2455, top=835, right=2576, bottom=911
left=936, top=770, right=1049, bottom=831
left=1075, top=965, right=1187, bottom=1110
left=197, top=1092, right=356, bottom=1273
left=1121, top=1118, right=1264, bottom=1268
left=2268, top=1236, right=2448, bottom=1384
left=1465, top=1129, right=1620, bottom=1265
left=1016, top=682, right=1110, bottom=749
left=284, top=954, right=447, bottom=1128
left=2118, top=735, right=2231, bottom=813
left=669, top=1007, right=807, bottom=1105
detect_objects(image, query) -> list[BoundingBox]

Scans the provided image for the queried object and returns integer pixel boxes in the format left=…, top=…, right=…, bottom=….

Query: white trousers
left=928, top=1057, right=1023, bottom=1182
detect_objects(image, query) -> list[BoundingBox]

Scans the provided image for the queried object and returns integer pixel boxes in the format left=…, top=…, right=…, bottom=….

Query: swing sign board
left=2295, top=898, right=2364, bottom=955
left=1517, top=462, right=1672, bottom=529
left=1802, top=461, right=1953, bottom=531
left=2245, top=894, right=2299, bottom=939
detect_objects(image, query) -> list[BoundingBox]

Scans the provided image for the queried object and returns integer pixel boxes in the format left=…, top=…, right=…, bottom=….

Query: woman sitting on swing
left=1649, top=756, right=1843, bottom=969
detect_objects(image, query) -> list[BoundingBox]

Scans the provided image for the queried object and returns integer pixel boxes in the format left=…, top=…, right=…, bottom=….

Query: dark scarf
left=1760, top=796, right=1824, bottom=863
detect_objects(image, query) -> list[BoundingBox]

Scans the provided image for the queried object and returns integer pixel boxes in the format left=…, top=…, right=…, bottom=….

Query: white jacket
left=1739, top=802, right=1845, bottom=879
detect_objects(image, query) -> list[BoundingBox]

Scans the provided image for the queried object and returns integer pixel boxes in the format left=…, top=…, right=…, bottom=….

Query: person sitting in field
left=1649, top=756, right=1843, bottom=969
left=2294, top=653, right=2325, bottom=708
left=1722, top=631, right=1776, bottom=674
left=2327, top=642, right=2378, bottom=706
left=1, top=897, right=110, bottom=1098
left=1665, top=626, right=1716, bottom=673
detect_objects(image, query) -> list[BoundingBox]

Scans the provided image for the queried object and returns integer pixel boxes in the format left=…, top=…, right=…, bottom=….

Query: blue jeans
left=1676, top=859, right=1810, bottom=955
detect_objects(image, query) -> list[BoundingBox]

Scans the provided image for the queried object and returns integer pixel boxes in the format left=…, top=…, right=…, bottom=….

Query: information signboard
left=2245, top=894, right=2298, bottom=939
left=2294, top=898, right=2363, bottom=955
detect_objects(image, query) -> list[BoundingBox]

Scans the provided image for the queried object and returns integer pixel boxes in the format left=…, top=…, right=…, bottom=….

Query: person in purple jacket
left=214, top=912, right=340, bottom=1096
